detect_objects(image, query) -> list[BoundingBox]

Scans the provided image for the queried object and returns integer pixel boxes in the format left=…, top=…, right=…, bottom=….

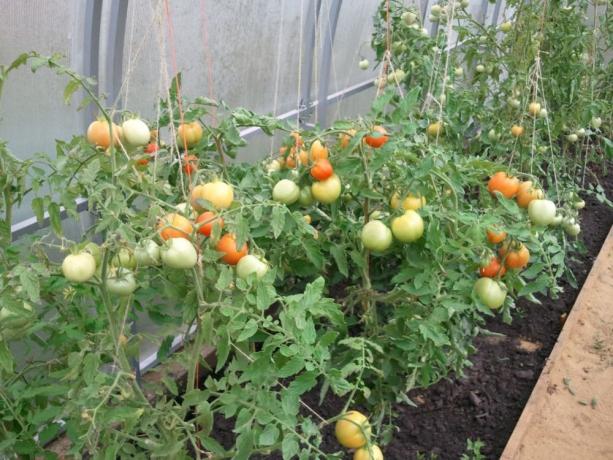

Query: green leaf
left=330, top=245, right=348, bottom=277
left=237, top=319, right=258, bottom=342
left=282, top=435, right=300, bottom=460
left=278, top=357, right=305, bottom=378
left=31, top=197, right=44, bottom=223
left=63, top=79, right=80, bottom=105
left=0, top=341, right=14, bottom=373
left=271, top=206, right=286, bottom=239
left=259, top=424, right=279, bottom=446
left=419, top=323, right=450, bottom=346
left=48, top=202, right=63, bottom=236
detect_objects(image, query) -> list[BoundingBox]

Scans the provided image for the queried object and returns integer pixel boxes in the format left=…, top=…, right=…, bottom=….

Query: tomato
left=402, top=10, right=417, bottom=24
left=158, top=213, right=193, bottom=240
left=426, top=121, right=443, bottom=137
left=480, top=256, right=506, bottom=278
left=183, top=154, right=198, bottom=175
left=290, top=131, right=303, bottom=147
left=303, top=214, right=312, bottom=224
left=591, top=117, right=602, bottom=129
left=339, top=129, right=357, bottom=149
left=310, top=140, right=329, bottom=161
left=298, top=187, right=314, bottom=206
left=236, top=255, right=269, bottom=279
left=566, top=133, right=578, bottom=143
left=527, top=102, right=541, bottom=117
left=358, top=59, right=370, bottom=70
left=573, top=199, right=585, bottom=210
left=454, top=67, right=464, bottom=77
left=486, top=228, right=507, bottom=244
left=488, top=129, right=499, bottom=141
left=83, top=242, right=101, bottom=267
left=62, top=253, right=97, bottom=282
left=273, top=179, right=300, bottom=205
left=516, top=181, right=543, bottom=208
left=311, top=174, right=341, bottom=204
left=474, top=278, right=507, bottom=309
left=511, top=125, right=525, bottom=137
left=160, top=238, right=198, bottom=269
left=390, top=192, right=426, bottom=211
left=177, top=121, right=203, bottom=148
left=499, top=21, right=513, bottom=33
left=191, top=181, right=234, bottom=211
left=298, top=149, right=309, bottom=165
left=0, top=302, right=34, bottom=341
left=361, top=220, right=393, bottom=252
left=196, top=211, right=224, bottom=236
left=391, top=210, right=424, bottom=243
left=563, top=219, right=581, bottom=236
left=364, top=126, right=389, bottom=148
left=216, top=234, right=248, bottom=265
left=499, top=242, right=530, bottom=269
left=311, top=159, right=334, bottom=181
left=134, top=240, right=160, bottom=266
left=121, top=118, right=150, bottom=147
left=266, top=159, right=282, bottom=173
left=87, top=119, right=121, bottom=149
left=551, top=214, right=563, bottom=226
left=354, top=445, right=384, bottom=460
left=487, top=172, right=520, bottom=199
left=475, top=64, right=486, bottom=73
left=335, top=411, right=371, bottom=449
left=105, top=268, right=137, bottom=296
left=113, top=248, right=136, bottom=270
left=528, top=199, right=557, bottom=226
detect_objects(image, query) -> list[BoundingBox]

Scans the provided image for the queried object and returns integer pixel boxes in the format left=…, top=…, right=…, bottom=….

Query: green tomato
left=551, top=214, right=563, bottom=226
left=488, top=129, right=499, bottom=141
left=298, top=186, right=315, bottom=206
left=402, top=11, right=417, bottom=25
left=361, top=220, right=393, bottom=252
left=113, top=248, right=137, bottom=270
left=454, top=67, right=464, bottom=77
left=474, top=278, right=507, bottom=309
left=311, top=175, right=341, bottom=204
left=272, top=179, right=300, bottom=205
left=160, top=238, right=198, bottom=269
left=567, top=133, right=578, bottom=143
left=475, top=64, right=486, bottom=73
left=358, top=59, right=369, bottom=70
left=391, top=210, right=424, bottom=242
left=134, top=240, right=161, bottom=266
left=563, top=222, right=581, bottom=237
left=82, top=242, right=102, bottom=267
left=105, top=268, right=137, bottom=296
left=62, top=252, right=97, bottom=283
left=499, top=21, right=512, bottom=33
left=122, top=118, right=150, bottom=147
left=573, top=199, right=585, bottom=210
left=528, top=199, right=557, bottom=226
left=236, top=255, right=269, bottom=280
left=591, top=117, right=602, bottom=129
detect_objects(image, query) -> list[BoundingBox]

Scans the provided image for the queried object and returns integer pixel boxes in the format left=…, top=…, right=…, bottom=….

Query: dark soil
left=209, top=171, right=612, bottom=460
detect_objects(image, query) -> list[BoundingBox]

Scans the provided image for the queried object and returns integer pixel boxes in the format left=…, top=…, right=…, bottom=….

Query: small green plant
left=461, top=438, right=486, bottom=460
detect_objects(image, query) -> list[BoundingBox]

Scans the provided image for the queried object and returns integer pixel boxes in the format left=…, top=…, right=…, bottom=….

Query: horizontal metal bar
left=10, top=197, right=90, bottom=240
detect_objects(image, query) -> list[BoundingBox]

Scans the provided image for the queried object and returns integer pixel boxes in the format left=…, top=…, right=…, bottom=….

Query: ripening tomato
left=290, top=131, right=303, bottom=147
left=311, top=159, right=334, bottom=181
left=122, top=118, right=150, bottom=147
left=511, top=125, right=525, bottom=137
left=62, top=252, right=97, bottom=283
left=273, top=179, right=300, bottom=204
left=339, top=129, right=357, bottom=148
left=161, top=238, right=198, bottom=269
left=310, top=140, right=329, bottom=161
left=480, top=256, right=506, bottom=278
left=488, top=172, right=520, bottom=198
left=87, top=119, right=122, bottom=149
left=528, top=102, right=541, bottom=117
left=216, top=234, right=248, bottom=265
left=177, top=121, right=203, bottom=148
left=236, top=254, right=269, bottom=279
left=364, top=126, right=389, bottom=148
left=390, top=192, right=426, bottom=211
left=499, top=242, right=530, bottom=269
left=426, top=121, right=443, bottom=137
left=298, top=149, right=309, bottom=166
left=183, top=154, right=198, bottom=175
left=354, top=445, right=384, bottom=460
left=196, top=211, right=224, bottom=236
left=361, top=220, right=393, bottom=252
left=158, top=213, right=193, bottom=240
left=486, top=228, right=507, bottom=244
left=191, top=181, right=234, bottom=211
left=311, top=174, right=341, bottom=204
left=474, top=278, right=507, bottom=309
left=391, top=210, right=424, bottom=242
left=335, top=411, right=371, bottom=449
left=516, top=181, right=543, bottom=208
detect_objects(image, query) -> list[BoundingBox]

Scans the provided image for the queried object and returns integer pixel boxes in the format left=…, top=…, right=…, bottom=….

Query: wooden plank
left=502, top=226, right=613, bottom=460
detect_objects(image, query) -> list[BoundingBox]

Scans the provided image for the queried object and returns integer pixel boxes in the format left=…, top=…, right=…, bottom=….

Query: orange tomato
left=182, top=154, right=198, bottom=175
left=177, top=121, right=203, bottom=148
left=311, top=159, right=334, bottom=181
left=310, top=140, right=329, bottom=161
left=290, top=131, right=303, bottom=147
left=196, top=211, right=223, bottom=236
left=364, top=126, right=389, bottom=148
left=298, top=149, right=309, bottom=165
left=499, top=242, right=530, bottom=269
left=515, top=181, right=543, bottom=208
left=216, top=234, right=248, bottom=265
left=511, top=125, right=525, bottom=137
left=87, top=119, right=122, bottom=149
left=480, top=256, right=507, bottom=278
left=486, top=228, right=507, bottom=244
left=145, top=143, right=159, bottom=154
left=285, top=153, right=298, bottom=168
left=339, top=129, right=357, bottom=148
left=488, top=172, right=520, bottom=198
left=158, top=213, right=193, bottom=240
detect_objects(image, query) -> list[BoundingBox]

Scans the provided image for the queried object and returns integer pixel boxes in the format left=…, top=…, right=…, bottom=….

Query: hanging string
left=295, top=0, right=305, bottom=130
left=199, top=0, right=217, bottom=124
left=269, top=0, right=287, bottom=155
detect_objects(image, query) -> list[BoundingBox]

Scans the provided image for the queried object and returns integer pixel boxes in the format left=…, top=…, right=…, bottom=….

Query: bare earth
left=502, top=227, right=613, bottom=460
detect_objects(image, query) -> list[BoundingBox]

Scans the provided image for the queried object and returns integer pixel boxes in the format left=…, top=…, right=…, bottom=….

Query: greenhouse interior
left=0, top=0, right=611, bottom=458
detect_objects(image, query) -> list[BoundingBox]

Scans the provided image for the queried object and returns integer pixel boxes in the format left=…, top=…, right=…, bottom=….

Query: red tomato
left=196, top=211, right=224, bottom=236
left=310, top=159, right=334, bottom=181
